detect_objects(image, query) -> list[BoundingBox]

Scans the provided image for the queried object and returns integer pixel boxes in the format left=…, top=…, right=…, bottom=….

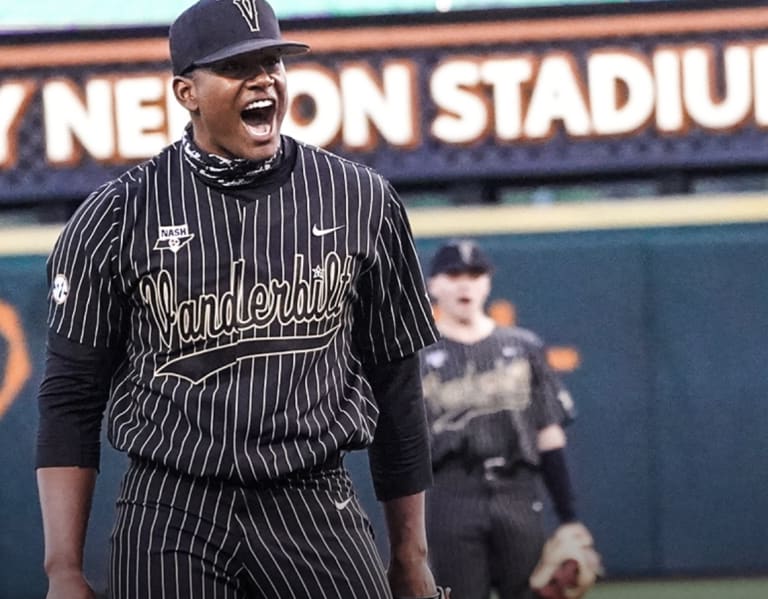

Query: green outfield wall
left=1, top=212, right=768, bottom=597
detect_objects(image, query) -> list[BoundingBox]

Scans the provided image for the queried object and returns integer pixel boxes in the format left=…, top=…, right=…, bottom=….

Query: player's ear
left=426, top=276, right=440, bottom=301
left=172, top=75, right=199, bottom=111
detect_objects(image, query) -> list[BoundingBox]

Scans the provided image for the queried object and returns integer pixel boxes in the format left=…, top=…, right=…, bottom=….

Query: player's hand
left=46, top=569, right=96, bottom=599
left=387, top=555, right=451, bottom=599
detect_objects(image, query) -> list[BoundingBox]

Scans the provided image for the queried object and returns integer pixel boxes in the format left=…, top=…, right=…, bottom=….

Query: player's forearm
left=37, top=466, right=96, bottom=576
left=383, top=491, right=429, bottom=563
left=383, top=491, right=440, bottom=598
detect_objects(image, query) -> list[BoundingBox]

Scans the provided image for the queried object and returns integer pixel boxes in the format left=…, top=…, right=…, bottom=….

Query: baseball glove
left=530, top=522, right=604, bottom=599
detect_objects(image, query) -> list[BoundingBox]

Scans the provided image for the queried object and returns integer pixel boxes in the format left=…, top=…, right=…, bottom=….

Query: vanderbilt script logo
left=422, top=359, right=533, bottom=433
left=139, top=252, right=353, bottom=383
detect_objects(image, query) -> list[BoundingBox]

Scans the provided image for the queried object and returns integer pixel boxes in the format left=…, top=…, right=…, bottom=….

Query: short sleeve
left=529, top=335, right=577, bottom=428
left=353, top=183, right=438, bottom=364
left=47, top=183, right=126, bottom=349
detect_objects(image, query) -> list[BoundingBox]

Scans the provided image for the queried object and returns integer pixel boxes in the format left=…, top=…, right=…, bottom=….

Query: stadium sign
left=0, top=5, right=767, bottom=202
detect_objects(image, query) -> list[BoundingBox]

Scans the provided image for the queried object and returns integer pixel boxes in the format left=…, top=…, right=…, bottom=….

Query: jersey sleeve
left=37, top=181, right=128, bottom=469
left=353, top=182, right=438, bottom=364
left=528, top=333, right=577, bottom=428
left=46, top=182, right=126, bottom=349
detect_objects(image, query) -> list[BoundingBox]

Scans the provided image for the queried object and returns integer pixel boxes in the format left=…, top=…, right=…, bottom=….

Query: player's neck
left=437, top=313, right=495, bottom=344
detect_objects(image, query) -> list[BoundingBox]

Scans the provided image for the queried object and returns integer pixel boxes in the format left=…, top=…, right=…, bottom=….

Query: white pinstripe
left=49, top=136, right=437, bottom=596
left=301, top=489, right=389, bottom=597
left=111, top=457, right=393, bottom=598
left=242, top=490, right=310, bottom=599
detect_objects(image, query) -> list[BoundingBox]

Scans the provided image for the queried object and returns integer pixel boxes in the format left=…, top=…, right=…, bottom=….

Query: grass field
left=588, top=578, right=768, bottom=599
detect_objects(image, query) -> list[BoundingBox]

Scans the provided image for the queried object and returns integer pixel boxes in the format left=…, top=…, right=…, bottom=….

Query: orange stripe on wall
left=0, top=7, right=766, bottom=69
left=0, top=301, right=32, bottom=420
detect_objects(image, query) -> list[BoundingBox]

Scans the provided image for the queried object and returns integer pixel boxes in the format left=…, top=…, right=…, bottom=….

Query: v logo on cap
left=169, top=0, right=309, bottom=76
left=233, top=0, right=261, bottom=32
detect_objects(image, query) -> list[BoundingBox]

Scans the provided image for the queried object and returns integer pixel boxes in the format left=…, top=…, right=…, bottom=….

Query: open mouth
left=241, top=99, right=276, bottom=136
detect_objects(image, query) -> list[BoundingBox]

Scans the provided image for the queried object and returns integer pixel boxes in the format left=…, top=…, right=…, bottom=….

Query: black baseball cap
left=169, top=0, right=310, bottom=76
left=429, top=240, right=494, bottom=277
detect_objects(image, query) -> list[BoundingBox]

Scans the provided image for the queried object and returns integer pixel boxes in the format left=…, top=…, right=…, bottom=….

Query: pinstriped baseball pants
left=425, top=463, right=546, bottom=599
left=109, top=457, right=391, bottom=599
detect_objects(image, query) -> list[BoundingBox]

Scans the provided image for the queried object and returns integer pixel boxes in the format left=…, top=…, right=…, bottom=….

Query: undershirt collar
left=181, top=124, right=285, bottom=189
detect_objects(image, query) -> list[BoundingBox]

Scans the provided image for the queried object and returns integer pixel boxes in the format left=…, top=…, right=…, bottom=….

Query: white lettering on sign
left=44, top=78, right=115, bottom=163
left=430, top=58, right=491, bottom=144
left=115, top=75, right=169, bottom=159
left=339, top=61, right=417, bottom=150
left=683, top=45, right=752, bottom=130
left=653, top=48, right=684, bottom=132
left=1, top=40, right=767, bottom=170
left=427, top=43, right=768, bottom=144
left=524, top=52, right=591, bottom=139
left=755, top=45, right=768, bottom=127
left=43, top=75, right=185, bottom=165
left=0, top=80, right=36, bottom=168
left=482, top=57, right=533, bottom=141
left=589, top=51, right=655, bottom=136
left=283, top=61, right=417, bottom=150
left=283, top=65, right=343, bottom=148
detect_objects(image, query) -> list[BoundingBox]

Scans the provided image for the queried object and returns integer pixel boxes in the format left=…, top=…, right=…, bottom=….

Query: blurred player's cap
left=170, top=0, right=310, bottom=76
left=429, top=239, right=494, bottom=277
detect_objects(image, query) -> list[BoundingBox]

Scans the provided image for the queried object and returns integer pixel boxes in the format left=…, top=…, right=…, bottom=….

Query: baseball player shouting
left=420, top=240, right=598, bottom=599
left=35, top=1, right=447, bottom=598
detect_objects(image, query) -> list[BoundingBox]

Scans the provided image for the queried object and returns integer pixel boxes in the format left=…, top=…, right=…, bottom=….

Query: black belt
left=436, top=456, right=533, bottom=481
left=128, top=452, right=345, bottom=490
left=472, top=456, right=533, bottom=481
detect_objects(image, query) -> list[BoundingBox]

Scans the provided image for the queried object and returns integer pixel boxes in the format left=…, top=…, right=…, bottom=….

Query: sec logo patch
left=52, top=274, right=69, bottom=305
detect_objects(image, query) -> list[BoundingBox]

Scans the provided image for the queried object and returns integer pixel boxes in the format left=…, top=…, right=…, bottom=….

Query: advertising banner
left=1, top=5, right=767, bottom=203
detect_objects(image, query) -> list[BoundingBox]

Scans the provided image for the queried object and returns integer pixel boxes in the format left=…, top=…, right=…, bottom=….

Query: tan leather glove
left=530, top=522, right=604, bottom=599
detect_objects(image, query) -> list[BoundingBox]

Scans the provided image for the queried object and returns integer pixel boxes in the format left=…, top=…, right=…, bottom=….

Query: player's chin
left=238, top=135, right=281, bottom=162
left=238, top=122, right=280, bottom=161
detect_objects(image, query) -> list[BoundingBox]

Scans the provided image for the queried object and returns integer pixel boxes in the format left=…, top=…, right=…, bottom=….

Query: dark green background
left=2, top=222, right=768, bottom=597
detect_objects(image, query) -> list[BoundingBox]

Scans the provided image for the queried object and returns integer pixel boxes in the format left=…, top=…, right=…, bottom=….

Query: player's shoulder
left=420, top=337, right=451, bottom=370
left=84, top=142, right=179, bottom=206
left=113, top=140, right=180, bottom=192
left=291, top=137, right=392, bottom=187
left=496, top=325, right=545, bottom=350
left=58, top=142, right=180, bottom=242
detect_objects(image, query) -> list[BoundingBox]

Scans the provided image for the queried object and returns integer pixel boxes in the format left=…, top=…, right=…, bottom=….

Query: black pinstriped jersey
left=420, top=326, right=575, bottom=469
left=46, top=134, right=438, bottom=484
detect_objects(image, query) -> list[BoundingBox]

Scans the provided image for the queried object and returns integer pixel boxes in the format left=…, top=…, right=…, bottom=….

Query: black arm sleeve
left=36, top=331, right=117, bottom=469
left=365, top=352, right=433, bottom=502
left=540, top=447, right=577, bottom=523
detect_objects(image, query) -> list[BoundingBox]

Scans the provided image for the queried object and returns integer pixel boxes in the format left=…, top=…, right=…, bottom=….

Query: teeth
left=244, top=99, right=273, bottom=111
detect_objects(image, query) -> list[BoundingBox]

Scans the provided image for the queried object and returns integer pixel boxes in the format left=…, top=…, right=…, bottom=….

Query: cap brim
left=432, top=266, right=492, bottom=276
left=195, top=39, right=310, bottom=67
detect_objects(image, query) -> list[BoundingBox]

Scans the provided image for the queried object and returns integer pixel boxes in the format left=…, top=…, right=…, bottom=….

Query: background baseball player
left=420, top=239, right=596, bottom=599
left=35, top=1, right=447, bottom=598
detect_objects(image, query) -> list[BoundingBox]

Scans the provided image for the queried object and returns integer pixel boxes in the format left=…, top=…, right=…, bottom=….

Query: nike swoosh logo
left=312, top=224, right=345, bottom=237
left=334, top=496, right=353, bottom=510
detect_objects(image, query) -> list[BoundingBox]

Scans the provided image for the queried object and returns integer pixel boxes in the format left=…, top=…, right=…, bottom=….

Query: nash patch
left=154, top=224, right=194, bottom=254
